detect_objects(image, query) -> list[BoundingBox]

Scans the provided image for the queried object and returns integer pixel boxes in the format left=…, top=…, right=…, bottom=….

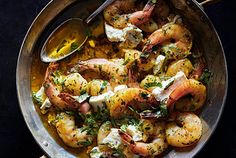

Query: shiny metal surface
left=16, top=0, right=228, bottom=157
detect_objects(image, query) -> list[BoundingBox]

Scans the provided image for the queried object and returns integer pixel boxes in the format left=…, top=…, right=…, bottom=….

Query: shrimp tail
left=44, top=62, right=59, bottom=81
left=129, top=0, right=157, bottom=26
left=118, top=130, right=135, bottom=145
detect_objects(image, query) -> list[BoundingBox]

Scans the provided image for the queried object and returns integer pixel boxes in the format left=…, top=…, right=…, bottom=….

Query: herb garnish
left=144, top=81, right=162, bottom=89
left=200, top=69, right=212, bottom=84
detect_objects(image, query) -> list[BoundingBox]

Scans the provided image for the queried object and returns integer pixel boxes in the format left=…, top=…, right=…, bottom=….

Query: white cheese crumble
left=114, top=85, right=128, bottom=92
left=102, top=128, right=122, bottom=149
left=126, top=125, right=143, bottom=142
left=153, top=55, right=166, bottom=75
left=40, top=98, right=52, bottom=114
left=90, top=147, right=103, bottom=158
left=89, top=91, right=114, bottom=111
left=105, top=23, right=125, bottom=42
left=105, top=23, right=143, bottom=48
left=152, top=71, right=187, bottom=102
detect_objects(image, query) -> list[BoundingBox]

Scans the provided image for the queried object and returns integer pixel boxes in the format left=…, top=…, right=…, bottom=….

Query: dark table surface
left=0, top=0, right=235, bottom=157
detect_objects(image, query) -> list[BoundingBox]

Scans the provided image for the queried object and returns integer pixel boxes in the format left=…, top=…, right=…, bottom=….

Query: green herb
left=140, top=92, right=149, bottom=99
left=159, top=103, right=168, bottom=117
left=65, top=111, right=75, bottom=116
left=120, top=124, right=128, bottom=132
left=99, top=80, right=108, bottom=93
left=128, top=106, right=139, bottom=114
left=140, top=52, right=150, bottom=59
left=144, top=82, right=162, bottom=89
left=200, top=69, right=212, bottom=84
left=123, top=58, right=130, bottom=65
left=81, top=107, right=110, bottom=136
left=52, top=71, right=65, bottom=85
left=32, top=92, right=43, bottom=105
left=112, top=148, right=125, bottom=158
left=80, top=89, right=87, bottom=95
left=152, top=45, right=158, bottom=52
left=70, top=42, right=79, bottom=52
left=77, top=140, right=92, bottom=146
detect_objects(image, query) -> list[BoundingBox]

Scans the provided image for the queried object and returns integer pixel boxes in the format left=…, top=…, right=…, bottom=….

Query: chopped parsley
left=140, top=92, right=149, bottom=99
left=144, top=81, right=162, bottom=89
left=32, top=92, right=43, bottom=105
left=81, top=107, right=110, bottom=136
left=99, top=80, right=108, bottom=93
left=200, top=69, right=212, bottom=84
left=77, top=140, right=92, bottom=146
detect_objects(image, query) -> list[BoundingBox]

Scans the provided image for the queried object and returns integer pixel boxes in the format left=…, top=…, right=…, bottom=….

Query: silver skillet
left=16, top=0, right=228, bottom=157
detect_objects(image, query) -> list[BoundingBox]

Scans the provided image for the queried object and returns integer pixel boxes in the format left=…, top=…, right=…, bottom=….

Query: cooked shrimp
left=166, top=58, right=193, bottom=77
left=166, top=112, right=202, bottom=147
left=106, top=88, right=159, bottom=118
left=87, top=79, right=112, bottom=96
left=167, top=79, right=206, bottom=111
left=104, top=0, right=156, bottom=29
left=119, top=121, right=168, bottom=156
left=55, top=112, right=94, bottom=148
left=43, top=62, right=69, bottom=109
left=63, top=73, right=88, bottom=96
left=142, top=23, right=192, bottom=59
left=70, top=58, right=128, bottom=86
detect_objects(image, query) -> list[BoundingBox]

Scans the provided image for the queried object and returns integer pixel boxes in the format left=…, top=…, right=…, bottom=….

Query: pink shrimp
left=104, top=0, right=157, bottom=29
left=167, top=79, right=206, bottom=111
left=142, top=23, right=192, bottom=59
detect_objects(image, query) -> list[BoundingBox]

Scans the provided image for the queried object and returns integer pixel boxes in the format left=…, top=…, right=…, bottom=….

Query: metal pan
left=16, top=0, right=228, bottom=157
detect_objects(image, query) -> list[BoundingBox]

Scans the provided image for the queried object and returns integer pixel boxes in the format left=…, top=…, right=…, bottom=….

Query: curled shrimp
left=104, top=0, right=156, bottom=29
left=142, top=23, right=192, bottom=60
left=43, top=62, right=69, bottom=109
left=43, top=63, right=88, bottom=110
left=55, top=112, right=94, bottom=148
left=119, top=121, right=168, bottom=156
left=166, top=112, right=202, bottom=147
left=70, top=58, right=128, bottom=86
left=106, top=88, right=159, bottom=118
left=167, top=79, right=206, bottom=111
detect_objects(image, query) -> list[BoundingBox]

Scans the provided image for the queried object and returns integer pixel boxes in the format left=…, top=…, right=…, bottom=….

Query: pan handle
left=195, top=0, right=220, bottom=7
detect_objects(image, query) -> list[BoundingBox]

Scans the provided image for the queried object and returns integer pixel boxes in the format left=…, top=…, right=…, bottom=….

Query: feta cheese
left=90, top=147, right=103, bottom=158
left=105, top=23, right=125, bottom=42
left=40, top=98, right=52, bottom=114
left=114, top=85, right=128, bottom=92
left=153, top=55, right=166, bottom=75
left=152, top=71, right=187, bottom=102
left=120, top=24, right=143, bottom=48
left=89, top=91, right=114, bottom=111
left=105, top=23, right=143, bottom=48
left=126, top=125, right=143, bottom=142
left=102, top=128, right=122, bottom=149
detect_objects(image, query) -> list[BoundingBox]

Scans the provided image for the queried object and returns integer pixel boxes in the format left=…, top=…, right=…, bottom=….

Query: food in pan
left=31, top=0, right=211, bottom=157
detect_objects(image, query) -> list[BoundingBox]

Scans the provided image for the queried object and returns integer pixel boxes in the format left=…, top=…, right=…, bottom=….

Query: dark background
left=0, top=0, right=235, bottom=157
